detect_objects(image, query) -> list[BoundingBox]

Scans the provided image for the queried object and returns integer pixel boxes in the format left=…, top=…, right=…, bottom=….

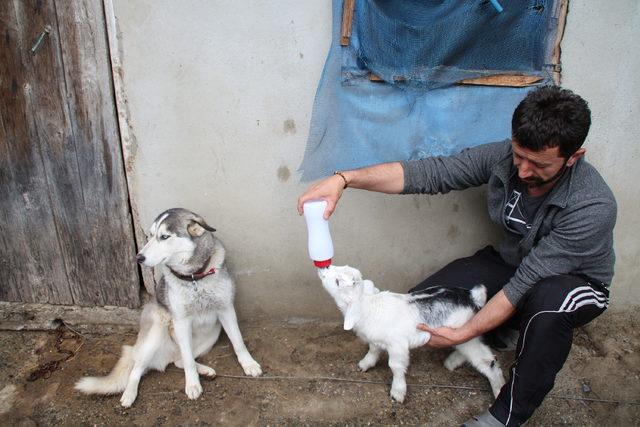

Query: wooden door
left=0, top=0, right=140, bottom=308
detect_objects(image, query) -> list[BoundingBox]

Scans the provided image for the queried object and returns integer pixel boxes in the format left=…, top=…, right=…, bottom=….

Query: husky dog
left=75, top=208, right=262, bottom=407
left=318, top=265, right=505, bottom=403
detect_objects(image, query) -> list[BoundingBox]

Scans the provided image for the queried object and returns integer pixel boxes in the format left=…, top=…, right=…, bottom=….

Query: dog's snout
left=136, top=254, right=145, bottom=264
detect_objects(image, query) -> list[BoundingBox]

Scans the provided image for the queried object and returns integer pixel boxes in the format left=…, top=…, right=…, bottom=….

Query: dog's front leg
left=218, top=308, right=262, bottom=377
left=172, top=319, right=202, bottom=399
left=388, top=347, right=410, bottom=403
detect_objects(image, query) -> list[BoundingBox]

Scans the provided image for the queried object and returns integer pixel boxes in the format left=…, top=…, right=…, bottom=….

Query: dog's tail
left=75, top=345, right=135, bottom=395
left=470, top=285, right=488, bottom=308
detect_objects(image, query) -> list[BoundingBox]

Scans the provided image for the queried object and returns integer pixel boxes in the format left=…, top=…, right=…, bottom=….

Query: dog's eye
left=160, top=235, right=170, bottom=241
left=335, top=279, right=340, bottom=287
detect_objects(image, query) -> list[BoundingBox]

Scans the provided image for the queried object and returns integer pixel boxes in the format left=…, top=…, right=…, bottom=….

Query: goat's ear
left=343, top=304, right=360, bottom=330
left=362, top=280, right=378, bottom=295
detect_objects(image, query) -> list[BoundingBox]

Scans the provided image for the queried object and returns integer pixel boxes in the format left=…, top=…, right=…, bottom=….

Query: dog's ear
left=187, top=219, right=216, bottom=237
left=343, top=304, right=360, bottom=330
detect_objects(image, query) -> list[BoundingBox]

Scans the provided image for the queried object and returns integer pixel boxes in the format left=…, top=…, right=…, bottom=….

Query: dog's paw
left=185, top=381, right=203, bottom=400
left=120, top=389, right=137, bottom=408
left=197, top=364, right=217, bottom=379
left=390, top=387, right=406, bottom=403
left=242, top=360, right=262, bottom=377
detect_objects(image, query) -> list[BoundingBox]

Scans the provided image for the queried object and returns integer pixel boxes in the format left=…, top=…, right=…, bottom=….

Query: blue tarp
left=299, top=0, right=560, bottom=182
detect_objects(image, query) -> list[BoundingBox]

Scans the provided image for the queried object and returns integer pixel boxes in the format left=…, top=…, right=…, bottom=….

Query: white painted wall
left=112, top=0, right=640, bottom=320
left=562, top=1, right=640, bottom=308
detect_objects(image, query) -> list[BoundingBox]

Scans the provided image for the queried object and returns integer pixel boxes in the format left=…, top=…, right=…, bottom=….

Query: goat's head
left=317, top=265, right=377, bottom=330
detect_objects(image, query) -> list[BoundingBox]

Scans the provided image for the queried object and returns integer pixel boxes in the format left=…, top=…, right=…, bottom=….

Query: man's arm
left=418, top=290, right=516, bottom=348
left=297, top=162, right=404, bottom=219
left=297, top=140, right=509, bottom=219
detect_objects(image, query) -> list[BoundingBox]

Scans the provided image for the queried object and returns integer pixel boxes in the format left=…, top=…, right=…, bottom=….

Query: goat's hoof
left=443, top=358, right=457, bottom=371
left=357, top=361, right=372, bottom=372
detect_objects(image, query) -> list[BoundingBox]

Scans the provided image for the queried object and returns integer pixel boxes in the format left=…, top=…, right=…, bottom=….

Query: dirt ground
left=0, top=310, right=638, bottom=426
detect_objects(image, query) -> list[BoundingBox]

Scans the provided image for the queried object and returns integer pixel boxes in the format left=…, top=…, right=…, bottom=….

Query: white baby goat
left=318, top=265, right=505, bottom=403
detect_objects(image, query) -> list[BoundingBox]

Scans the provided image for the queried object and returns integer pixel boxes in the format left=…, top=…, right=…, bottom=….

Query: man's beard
left=521, top=162, right=568, bottom=188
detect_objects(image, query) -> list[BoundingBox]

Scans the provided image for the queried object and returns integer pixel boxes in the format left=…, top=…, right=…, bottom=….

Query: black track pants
left=410, top=246, right=609, bottom=426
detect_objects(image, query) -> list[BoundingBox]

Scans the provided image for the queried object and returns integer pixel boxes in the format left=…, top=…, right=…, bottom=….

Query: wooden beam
left=458, top=74, right=544, bottom=87
left=341, top=0, right=355, bottom=46
left=0, top=301, right=140, bottom=333
left=551, top=0, right=569, bottom=85
left=104, top=0, right=156, bottom=296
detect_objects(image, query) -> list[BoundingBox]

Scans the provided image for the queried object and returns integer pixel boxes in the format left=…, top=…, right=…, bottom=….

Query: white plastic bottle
left=303, top=200, right=334, bottom=268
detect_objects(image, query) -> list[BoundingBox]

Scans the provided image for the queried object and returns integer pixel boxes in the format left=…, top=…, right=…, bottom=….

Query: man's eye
left=160, top=235, right=170, bottom=241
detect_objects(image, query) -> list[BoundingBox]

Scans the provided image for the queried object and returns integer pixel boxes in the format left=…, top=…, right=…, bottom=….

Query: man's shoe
left=461, top=410, right=505, bottom=427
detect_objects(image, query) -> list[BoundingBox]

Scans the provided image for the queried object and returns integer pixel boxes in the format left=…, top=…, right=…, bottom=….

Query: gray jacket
left=401, top=139, right=617, bottom=305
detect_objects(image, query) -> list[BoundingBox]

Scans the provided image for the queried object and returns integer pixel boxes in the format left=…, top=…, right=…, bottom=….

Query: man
left=297, top=86, right=616, bottom=426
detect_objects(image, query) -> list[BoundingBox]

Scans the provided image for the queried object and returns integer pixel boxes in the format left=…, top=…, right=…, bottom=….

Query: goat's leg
left=387, top=347, right=410, bottom=403
left=358, top=343, right=382, bottom=372
left=443, top=350, right=466, bottom=371
left=456, top=339, right=505, bottom=398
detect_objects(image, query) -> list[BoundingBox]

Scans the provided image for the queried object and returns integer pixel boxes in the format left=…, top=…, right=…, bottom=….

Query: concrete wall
left=112, top=0, right=640, bottom=320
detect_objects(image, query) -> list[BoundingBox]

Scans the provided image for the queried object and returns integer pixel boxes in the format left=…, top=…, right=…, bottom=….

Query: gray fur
left=409, top=286, right=485, bottom=328
left=152, top=208, right=220, bottom=277
left=76, top=208, right=261, bottom=407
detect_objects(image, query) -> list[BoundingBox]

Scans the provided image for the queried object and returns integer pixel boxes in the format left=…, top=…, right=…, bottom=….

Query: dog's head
left=136, top=208, right=216, bottom=268
left=317, top=265, right=378, bottom=330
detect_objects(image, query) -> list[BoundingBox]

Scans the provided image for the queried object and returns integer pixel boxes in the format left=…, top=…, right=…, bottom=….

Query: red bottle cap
left=314, top=259, right=332, bottom=268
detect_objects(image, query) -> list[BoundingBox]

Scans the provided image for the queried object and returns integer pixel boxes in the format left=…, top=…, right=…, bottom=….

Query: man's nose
left=518, top=160, right=533, bottom=178
left=136, top=254, right=145, bottom=264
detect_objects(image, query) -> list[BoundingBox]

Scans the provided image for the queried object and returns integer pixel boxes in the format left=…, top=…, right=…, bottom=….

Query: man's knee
left=518, top=275, right=585, bottom=313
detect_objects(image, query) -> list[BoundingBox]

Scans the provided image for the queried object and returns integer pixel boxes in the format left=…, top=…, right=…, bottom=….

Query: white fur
left=75, top=211, right=261, bottom=407
left=318, top=265, right=505, bottom=403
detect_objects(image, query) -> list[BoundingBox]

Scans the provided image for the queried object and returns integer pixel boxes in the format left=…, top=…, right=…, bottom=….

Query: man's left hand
left=417, top=323, right=470, bottom=348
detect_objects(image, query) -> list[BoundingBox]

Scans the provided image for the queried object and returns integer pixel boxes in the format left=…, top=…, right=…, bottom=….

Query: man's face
left=511, top=141, right=567, bottom=187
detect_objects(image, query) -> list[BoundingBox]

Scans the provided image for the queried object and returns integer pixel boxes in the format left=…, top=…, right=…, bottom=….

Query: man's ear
left=343, top=304, right=360, bottom=330
left=566, top=148, right=586, bottom=167
left=187, top=220, right=216, bottom=237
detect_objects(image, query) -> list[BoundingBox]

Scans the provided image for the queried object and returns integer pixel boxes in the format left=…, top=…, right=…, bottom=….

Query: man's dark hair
left=512, top=86, right=591, bottom=158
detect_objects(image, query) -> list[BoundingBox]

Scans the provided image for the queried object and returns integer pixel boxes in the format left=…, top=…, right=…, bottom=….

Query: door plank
left=0, top=0, right=140, bottom=308
left=0, top=0, right=75, bottom=305
left=52, top=0, right=140, bottom=307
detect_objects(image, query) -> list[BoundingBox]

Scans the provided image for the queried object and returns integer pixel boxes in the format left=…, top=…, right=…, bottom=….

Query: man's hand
left=296, top=162, right=405, bottom=219
left=417, top=323, right=472, bottom=348
left=418, top=290, right=517, bottom=349
left=297, top=174, right=347, bottom=219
